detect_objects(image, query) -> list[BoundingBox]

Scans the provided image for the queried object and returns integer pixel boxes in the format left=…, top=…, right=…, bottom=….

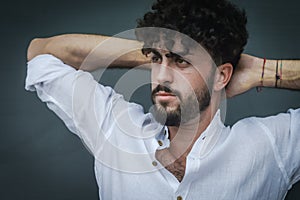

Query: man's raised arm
left=27, top=34, right=149, bottom=70
left=227, top=54, right=300, bottom=97
left=27, top=33, right=300, bottom=96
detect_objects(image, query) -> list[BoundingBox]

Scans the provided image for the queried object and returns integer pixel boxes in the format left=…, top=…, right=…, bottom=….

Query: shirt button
left=177, top=196, right=183, bottom=200
left=158, top=140, right=163, bottom=146
left=152, top=161, right=158, bottom=166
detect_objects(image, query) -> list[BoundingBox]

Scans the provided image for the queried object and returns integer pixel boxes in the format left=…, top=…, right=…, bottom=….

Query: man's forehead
left=139, top=28, right=213, bottom=65
left=150, top=40, right=211, bottom=62
left=148, top=34, right=207, bottom=57
left=150, top=33, right=180, bottom=50
left=151, top=41, right=189, bottom=56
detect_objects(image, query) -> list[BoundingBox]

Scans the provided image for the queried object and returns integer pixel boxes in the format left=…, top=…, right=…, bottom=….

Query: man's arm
left=27, top=34, right=300, bottom=96
left=27, top=34, right=150, bottom=70
left=226, top=54, right=300, bottom=97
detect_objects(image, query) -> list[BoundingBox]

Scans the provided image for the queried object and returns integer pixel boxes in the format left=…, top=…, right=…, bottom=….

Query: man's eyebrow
left=148, top=48, right=161, bottom=56
left=142, top=47, right=192, bottom=61
left=166, top=52, right=184, bottom=58
left=141, top=48, right=161, bottom=57
left=148, top=48, right=189, bottom=57
left=166, top=52, right=193, bottom=64
left=150, top=48, right=161, bottom=56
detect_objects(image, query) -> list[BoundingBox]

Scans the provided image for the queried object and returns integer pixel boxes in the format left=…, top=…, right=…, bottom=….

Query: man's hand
left=226, top=54, right=262, bottom=98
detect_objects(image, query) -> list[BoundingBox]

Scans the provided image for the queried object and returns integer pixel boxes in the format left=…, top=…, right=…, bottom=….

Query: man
left=26, top=0, right=300, bottom=199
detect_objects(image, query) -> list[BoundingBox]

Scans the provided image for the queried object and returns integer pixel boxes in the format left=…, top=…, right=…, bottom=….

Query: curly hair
left=136, top=0, right=248, bottom=68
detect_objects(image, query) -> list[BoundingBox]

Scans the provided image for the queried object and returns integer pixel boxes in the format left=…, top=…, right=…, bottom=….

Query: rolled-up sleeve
left=25, top=54, right=118, bottom=153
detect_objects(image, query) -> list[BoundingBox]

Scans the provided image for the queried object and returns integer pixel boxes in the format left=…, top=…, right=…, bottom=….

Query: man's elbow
left=27, top=38, right=49, bottom=62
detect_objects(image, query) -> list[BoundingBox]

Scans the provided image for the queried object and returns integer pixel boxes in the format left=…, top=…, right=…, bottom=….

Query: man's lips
left=155, top=91, right=176, bottom=96
left=155, top=92, right=177, bottom=101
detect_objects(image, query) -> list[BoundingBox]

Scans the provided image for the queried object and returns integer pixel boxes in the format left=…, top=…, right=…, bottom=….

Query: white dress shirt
left=25, top=54, right=300, bottom=200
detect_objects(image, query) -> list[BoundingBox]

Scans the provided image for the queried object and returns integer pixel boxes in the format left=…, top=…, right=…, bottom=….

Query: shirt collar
left=155, top=109, right=225, bottom=158
left=191, top=109, right=225, bottom=159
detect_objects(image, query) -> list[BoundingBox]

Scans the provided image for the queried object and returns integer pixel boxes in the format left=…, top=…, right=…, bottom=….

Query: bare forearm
left=27, top=34, right=104, bottom=68
left=226, top=54, right=300, bottom=97
left=254, top=58, right=300, bottom=90
left=27, top=34, right=149, bottom=70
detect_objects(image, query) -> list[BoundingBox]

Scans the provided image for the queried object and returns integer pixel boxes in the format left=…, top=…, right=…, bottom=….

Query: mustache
left=151, top=84, right=182, bottom=99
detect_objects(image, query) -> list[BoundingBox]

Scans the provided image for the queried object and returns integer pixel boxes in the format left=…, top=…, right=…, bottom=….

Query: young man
left=26, top=0, right=300, bottom=199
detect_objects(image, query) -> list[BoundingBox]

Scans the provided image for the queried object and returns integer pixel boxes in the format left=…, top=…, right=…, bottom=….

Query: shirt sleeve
left=256, top=108, right=300, bottom=187
left=26, top=54, right=79, bottom=134
left=25, top=54, right=123, bottom=154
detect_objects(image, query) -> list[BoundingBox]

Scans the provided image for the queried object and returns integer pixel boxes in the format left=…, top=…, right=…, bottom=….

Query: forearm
left=27, top=34, right=149, bottom=70
left=254, top=58, right=300, bottom=90
left=226, top=54, right=300, bottom=98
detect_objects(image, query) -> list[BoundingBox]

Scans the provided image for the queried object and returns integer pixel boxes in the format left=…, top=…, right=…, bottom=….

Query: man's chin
left=156, top=100, right=180, bottom=110
left=150, top=104, right=181, bottom=126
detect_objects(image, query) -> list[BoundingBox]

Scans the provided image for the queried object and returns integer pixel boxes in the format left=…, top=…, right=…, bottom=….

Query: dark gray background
left=1, top=0, right=299, bottom=199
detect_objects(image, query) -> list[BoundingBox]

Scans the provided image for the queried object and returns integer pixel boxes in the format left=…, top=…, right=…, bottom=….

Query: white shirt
left=25, top=54, right=300, bottom=200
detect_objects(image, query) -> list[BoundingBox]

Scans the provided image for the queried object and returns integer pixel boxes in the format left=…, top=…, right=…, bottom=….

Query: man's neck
left=167, top=107, right=216, bottom=159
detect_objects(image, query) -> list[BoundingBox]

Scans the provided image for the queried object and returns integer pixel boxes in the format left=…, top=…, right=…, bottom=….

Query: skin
left=150, top=49, right=213, bottom=125
left=146, top=39, right=233, bottom=181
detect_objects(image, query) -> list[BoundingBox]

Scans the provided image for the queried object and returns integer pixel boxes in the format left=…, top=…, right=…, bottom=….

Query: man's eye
left=175, top=58, right=190, bottom=66
left=151, top=56, right=161, bottom=63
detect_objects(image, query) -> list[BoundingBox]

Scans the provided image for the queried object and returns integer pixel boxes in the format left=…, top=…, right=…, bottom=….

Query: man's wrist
left=262, top=59, right=277, bottom=88
left=248, top=55, right=264, bottom=88
left=253, top=56, right=277, bottom=88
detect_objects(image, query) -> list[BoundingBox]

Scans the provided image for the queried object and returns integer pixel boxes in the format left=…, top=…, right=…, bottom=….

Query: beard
left=150, top=81, right=212, bottom=126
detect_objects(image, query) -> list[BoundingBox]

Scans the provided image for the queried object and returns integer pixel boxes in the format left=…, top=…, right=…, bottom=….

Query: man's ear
left=213, top=63, right=233, bottom=91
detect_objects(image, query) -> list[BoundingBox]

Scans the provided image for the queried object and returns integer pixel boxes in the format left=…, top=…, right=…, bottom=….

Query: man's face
left=148, top=39, right=215, bottom=126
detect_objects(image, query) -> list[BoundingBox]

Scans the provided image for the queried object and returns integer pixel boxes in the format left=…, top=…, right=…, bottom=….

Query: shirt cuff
left=25, top=54, right=75, bottom=91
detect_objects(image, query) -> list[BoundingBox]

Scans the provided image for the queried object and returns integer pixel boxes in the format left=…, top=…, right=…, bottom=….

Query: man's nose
left=155, top=59, right=174, bottom=84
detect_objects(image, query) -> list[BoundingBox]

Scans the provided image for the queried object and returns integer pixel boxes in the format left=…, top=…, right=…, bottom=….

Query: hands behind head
left=226, top=54, right=262, bottom=98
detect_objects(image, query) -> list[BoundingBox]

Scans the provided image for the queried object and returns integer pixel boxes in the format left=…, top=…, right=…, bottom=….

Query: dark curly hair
left=136, top=0, right=248, bottom=68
